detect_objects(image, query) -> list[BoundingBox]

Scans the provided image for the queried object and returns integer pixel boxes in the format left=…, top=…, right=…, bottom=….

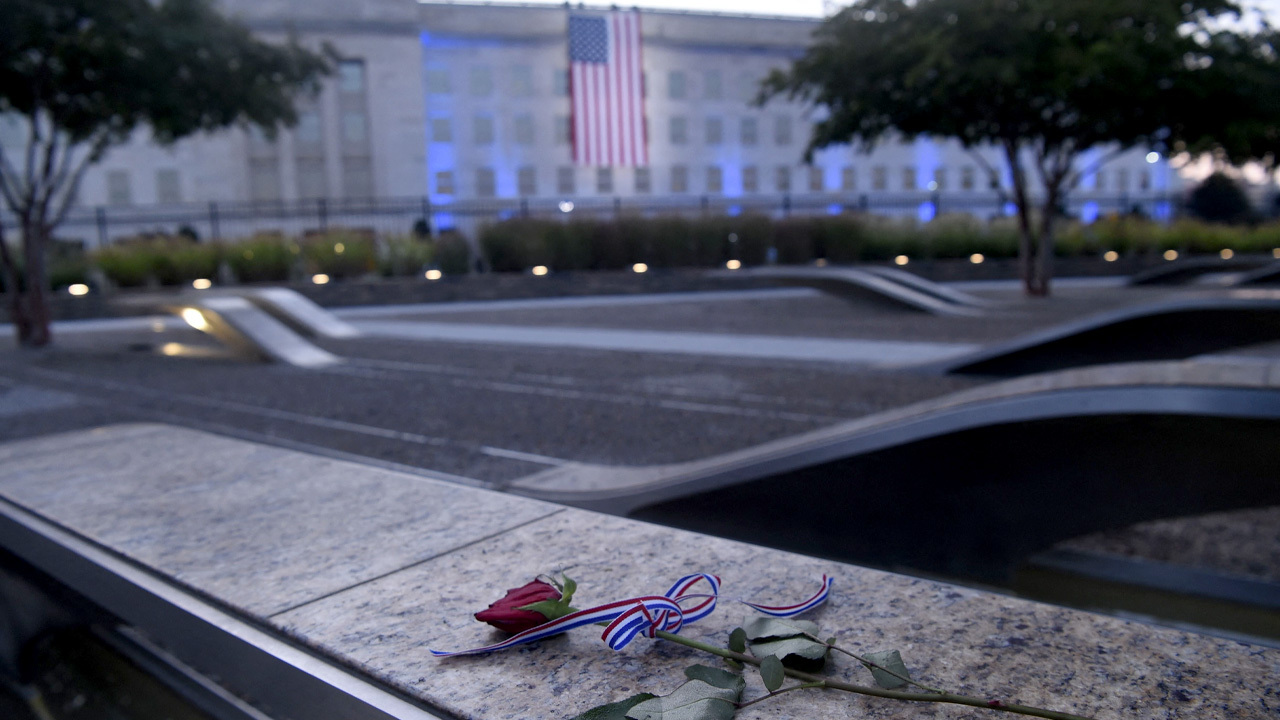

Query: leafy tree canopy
left=761, top=0, right=1280, bottom=294
left=0, top=0, right=330, bottom=346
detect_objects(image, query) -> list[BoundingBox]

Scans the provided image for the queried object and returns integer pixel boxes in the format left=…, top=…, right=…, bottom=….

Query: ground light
left=1146, top=152, right=1160, bottom=163
left=969, top=253, right=984, bottom=264
left=67, top=284, right=89, bottom=296
left=1164, top=250, right=1179, bottom=261
left=531, top=265, right=549, bottom=276
left=632, top=263, right=648, bottom=273
left=334, top=243, right=345, bottom=254
left=192, top=278, right=212, bottom=290
left=725, top=259, right=741, bottom=270
left=1103, top=251, right=1119, bottom=262
left=425, top=269, right=442, bottom=280
left=1220, top=249, right=1234, bottom=260
left=558, top=201, right=574, bottom=213
left=1274, top=248, right=1280, bottom=259
left=312, top=273, right=330, bottom=284
left=180, top=308, right=209, bottom=331
left=894, top=255, right=909, bottom=266
left=814, top=258, right=828, bottom=267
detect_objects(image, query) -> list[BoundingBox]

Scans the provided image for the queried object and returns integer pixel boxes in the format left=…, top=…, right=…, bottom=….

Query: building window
left=342, top=157, right=373, bottom=198
left=808, top=166, right=824, bottom=193
left=248, top=160, right=279, bottom=202
left=872, top=165, right=887, bottom=190
left=961, top=166, right=976, bottom=190
left=740, top=117, right=758, bottom=146
left=841, top=165, right=856, bottom=191
left=517, top=166, right=537, bottom=196
left=557, top=166, right=576, bottom=194
left=902, top=166, right=916, bottom=191
left=514, top=114, right=535, bottom=145
left=342, top=112, right=367, bottom=143
left=707, top=166, right=723, bottom=194
left=641, top=71, right=648, bottom=97
left=511, top=65, right=534, bottom=97
left=634, top=167, right=651, bottom=193
left=426, top=69, right=451, bottom=94
left=555, top=115, right=571, bottom=145
left=156, top=168, right=181, bottom=204
left=933, top=167, right=947, bottom=191
left=473, top=115, right=495, bottom=145
left=671, top=165, right=688, bottom=193
left=1094, top=171, right=1106, bottom=191
left=776, top=166, right=791, bottom=192
left=669, top=116, right=687, bottom=145
left=705, top=117, right=723, bottom=145
left=435, top=170, right=455, bottom=195
left=295, top=111, right=322, bottom=145
left=774, top=116, right=792, bottom=145
left=668, top=70, right=686, bottom=99
left=476, top=167, right=496, bottom=197
left=703, top=70, right=722, bottom=100
left=1140, top=170, right=1151, bottom=191
left=338, top=60, right=365, bottom=94
left=296, top=158, right=327, bottom=199
left=738, top=73, right=757, bottom=102
left=743, top=165, right=759, bottom=193
left=430, top=118, right=452, bottom=143
left=553, top=69, right=570, bottom=97
left=1116, top=168, right=1129, bottom=192
left=597, top=167, right=613, bottom=194
left=469, top=66, right=493, bottom=97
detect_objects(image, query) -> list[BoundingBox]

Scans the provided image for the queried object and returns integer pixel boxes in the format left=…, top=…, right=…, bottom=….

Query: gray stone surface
left=0, top=424, right=559, bottom=615
left=273, top=509, right=1278, bottom=720
left=1, top=424, right=1276, bottom=719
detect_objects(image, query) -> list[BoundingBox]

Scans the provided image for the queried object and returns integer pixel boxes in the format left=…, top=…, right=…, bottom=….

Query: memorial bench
left=0, top=424, right=1274, bottom=719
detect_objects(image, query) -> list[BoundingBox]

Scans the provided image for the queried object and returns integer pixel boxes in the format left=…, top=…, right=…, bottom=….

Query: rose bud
left=474, top=579, right=563, bottom=634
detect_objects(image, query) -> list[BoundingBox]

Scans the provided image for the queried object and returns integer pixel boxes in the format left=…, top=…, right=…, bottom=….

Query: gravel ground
left=372, top=284, right=1186, bottom=343
left=1055, top=506, right=1280, bottom=583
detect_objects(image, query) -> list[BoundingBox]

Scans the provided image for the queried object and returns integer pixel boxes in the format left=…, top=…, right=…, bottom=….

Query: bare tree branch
left=1067, top=146, right=1129, bottom=191
left=49, top=134, right=110, bottom=229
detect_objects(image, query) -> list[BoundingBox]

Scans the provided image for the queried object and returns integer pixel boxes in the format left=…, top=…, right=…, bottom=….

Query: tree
left=761, top=0, right=1280, bottom=295
left=1186, top=172, right=1253, bottom=224
left=0, top=0, right=330, bottom=346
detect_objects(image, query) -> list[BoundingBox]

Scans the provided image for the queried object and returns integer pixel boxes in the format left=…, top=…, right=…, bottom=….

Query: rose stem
left=651, top=630, right=1097, bottom=720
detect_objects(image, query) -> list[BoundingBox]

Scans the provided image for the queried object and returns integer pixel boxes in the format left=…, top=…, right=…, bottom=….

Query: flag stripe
left=569, top=10, right=647, bottom=168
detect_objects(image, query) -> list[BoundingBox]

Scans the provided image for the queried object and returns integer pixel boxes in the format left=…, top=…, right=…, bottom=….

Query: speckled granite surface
left=0, top=424, right=559, bottom=615
left=0, top=424, right=1277, bottom=719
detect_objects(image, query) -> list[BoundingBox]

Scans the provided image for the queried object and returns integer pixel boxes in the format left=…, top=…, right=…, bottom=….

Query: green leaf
left=862, top=649, right=912, bottom=690
left=625, top=680, right=739, bottom=720
left=570, top=693, right=658, bottom=720
left=561, top=574, right=577, bottom=605
left=683, top=665, right=745, bottom=696
left=758, top=655, right=785, bottom=693
left=747, top=637, right=827, bottom=672
left=741, top=617, right=820, bottom=642
left=727, top=628, right=746, bottom=654
left=518, top=600, right=577, bottom=621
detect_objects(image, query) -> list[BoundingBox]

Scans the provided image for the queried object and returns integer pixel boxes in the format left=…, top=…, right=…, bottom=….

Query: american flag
left=569, top=11, right=647, bottom=167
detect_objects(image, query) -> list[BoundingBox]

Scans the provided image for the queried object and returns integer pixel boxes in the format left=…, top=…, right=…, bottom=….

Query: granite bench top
left=0, top=423, right=1275, bottom=719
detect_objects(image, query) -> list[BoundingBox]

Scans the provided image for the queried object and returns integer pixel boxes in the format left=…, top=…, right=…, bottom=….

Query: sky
left=423, top=0, right=1280, bottom=21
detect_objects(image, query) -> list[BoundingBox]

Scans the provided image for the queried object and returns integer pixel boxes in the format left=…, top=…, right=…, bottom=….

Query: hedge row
left=74, top=230, right=457, bottom=289
left=479, top=214, right=1280, bottom=271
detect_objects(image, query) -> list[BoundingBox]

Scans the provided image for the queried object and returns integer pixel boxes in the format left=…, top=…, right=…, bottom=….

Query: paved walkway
left=352, top=319, right=977, bottom=364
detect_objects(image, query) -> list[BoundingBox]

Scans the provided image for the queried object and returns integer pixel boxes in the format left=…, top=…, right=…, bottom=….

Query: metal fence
left=22, top=190, right=1183, bottom=247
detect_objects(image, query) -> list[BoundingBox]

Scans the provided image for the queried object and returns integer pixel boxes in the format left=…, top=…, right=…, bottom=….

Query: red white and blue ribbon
left=431, top=573, right=831, bottom=657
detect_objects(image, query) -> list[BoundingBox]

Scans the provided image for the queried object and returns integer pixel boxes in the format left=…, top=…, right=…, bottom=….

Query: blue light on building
left=1081, top=201, right=1100, bottom=224
left=917, top=202, right=936, bottom=223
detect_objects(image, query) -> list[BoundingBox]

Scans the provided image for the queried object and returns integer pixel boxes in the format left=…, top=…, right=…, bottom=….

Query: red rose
left=474, top=579, right=564, bottom=634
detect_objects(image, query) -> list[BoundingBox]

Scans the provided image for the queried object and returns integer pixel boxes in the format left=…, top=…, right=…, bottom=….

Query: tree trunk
left=15, top=217, right=52, bottom=348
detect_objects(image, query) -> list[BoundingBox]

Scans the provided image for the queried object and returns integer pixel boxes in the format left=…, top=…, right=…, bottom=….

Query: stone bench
left=0, top=424, right=1274, bottom=719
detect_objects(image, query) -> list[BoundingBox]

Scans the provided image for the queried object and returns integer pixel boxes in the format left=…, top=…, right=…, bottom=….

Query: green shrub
left=48, top=258, right=89, bottom=290
left=435, top=231, right=472, bottom=275
left=303, top=229, right=377, bottom=279
left=480, top=219, right=554, bottom=272
left=379, top=234, right=435, bottom=277
left=227, top=233, right=294, bottom=283
left=93, top=244, right=155, bottom=287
